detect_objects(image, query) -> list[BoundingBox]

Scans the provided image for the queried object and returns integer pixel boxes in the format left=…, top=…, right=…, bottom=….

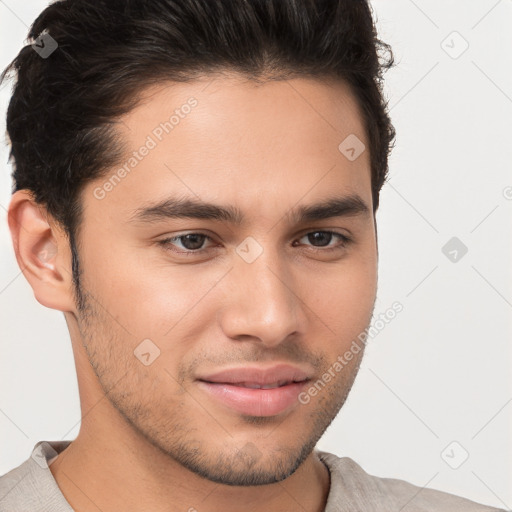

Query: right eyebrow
left=128, top=197, right=244, bottom=225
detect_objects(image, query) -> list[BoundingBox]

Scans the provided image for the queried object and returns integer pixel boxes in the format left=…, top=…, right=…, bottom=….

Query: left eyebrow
left=287, top=195, right=371, bottom=224
left=127, top=194, right=371, bottom=226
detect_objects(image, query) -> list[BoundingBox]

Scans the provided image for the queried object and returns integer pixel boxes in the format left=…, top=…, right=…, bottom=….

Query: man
left=0, top=0, right=505, bottom=510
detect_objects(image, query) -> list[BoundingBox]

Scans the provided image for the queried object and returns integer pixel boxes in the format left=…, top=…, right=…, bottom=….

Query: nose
left=218, top=246, right=306, bottom=348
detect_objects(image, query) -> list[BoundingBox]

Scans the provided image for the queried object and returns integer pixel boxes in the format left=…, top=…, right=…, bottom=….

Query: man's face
left=72, top=74, right=377, bottom=485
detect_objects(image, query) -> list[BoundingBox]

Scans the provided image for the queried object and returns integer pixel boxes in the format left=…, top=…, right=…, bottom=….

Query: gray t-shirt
left=0, top=440, right=507, bottom=511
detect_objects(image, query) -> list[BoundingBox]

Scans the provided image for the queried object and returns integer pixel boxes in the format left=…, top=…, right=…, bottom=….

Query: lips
left=196, top=364, right=312, bottom=417
left=198, top=364, right=310, bottom=386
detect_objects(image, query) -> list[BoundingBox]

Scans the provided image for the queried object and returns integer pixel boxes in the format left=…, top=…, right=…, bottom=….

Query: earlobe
left=7, top=190, right=76, bottom=313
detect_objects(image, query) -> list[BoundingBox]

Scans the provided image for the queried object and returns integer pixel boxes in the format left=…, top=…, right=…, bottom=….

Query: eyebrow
left=128, top=194, right=371, bottom=226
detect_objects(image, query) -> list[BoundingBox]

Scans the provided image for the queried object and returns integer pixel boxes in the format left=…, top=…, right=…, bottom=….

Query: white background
left=1, top=0, right=511, bottom=509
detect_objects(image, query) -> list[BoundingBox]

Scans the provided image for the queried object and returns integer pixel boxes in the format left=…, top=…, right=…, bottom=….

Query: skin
left=8, top=73, right=378, bottom=512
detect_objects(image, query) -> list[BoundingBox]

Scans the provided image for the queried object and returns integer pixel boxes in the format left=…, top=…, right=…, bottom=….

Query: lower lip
left=198, top=380, right=309, bottom=417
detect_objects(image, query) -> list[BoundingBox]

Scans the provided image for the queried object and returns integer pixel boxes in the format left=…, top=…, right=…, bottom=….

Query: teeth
left=244, top=383, right=265, bottom=389
left=234, top=381, right=290, bottom=389
left=261, top=383, right=279, bottom=389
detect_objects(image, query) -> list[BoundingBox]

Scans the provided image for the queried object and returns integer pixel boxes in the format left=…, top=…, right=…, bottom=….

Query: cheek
left=88, top=247, right=228, bottom=339
left=300, top=257, right=377, bottom=345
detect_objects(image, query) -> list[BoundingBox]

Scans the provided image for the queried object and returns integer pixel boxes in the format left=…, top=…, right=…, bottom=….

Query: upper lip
left=197, top=364, right=312, bottom=387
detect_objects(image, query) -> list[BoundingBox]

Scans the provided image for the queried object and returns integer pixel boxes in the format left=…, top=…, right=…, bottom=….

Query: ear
left=8, top=190, right=77, bottom=313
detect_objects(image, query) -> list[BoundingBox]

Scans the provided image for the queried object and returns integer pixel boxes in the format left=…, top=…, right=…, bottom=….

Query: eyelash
left=157, top=230, right=352, bottom=257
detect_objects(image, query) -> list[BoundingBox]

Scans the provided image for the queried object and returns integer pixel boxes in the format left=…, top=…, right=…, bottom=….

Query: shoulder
left=0, top=441, right=73, bottom=512
left=316, top=450, right=508, bottom=512
left=0, top=455, right=41, bottom=510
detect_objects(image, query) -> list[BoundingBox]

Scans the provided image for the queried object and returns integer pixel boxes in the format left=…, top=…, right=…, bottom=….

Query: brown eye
left=295, top=231, right=351, bottom=251
left=305, top=231, right=333, bottom=247
left=158, top=232, right=215, bottom=255
left=174, top=233, right=208, bottom=250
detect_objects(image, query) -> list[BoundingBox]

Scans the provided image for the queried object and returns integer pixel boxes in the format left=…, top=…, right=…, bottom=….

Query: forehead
left=82, top=73, right=372, bottom=223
